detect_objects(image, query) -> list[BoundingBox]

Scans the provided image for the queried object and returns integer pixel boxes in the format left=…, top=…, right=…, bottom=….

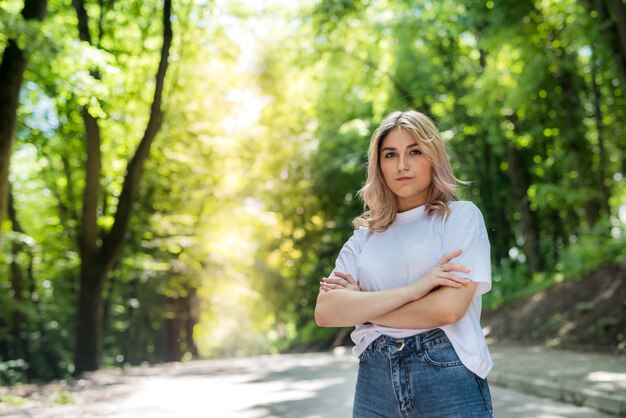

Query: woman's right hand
left=409, top=249, right=472, bottom=301
left=320, top=271, right=361, bottom=293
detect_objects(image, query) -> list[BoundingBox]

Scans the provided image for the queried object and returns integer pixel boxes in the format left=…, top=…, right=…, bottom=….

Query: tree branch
left=72, top=0, right=92, bottom=43
left=101, top=0, right=173, bottom=269
left=72, top=0, right=102, bottom=260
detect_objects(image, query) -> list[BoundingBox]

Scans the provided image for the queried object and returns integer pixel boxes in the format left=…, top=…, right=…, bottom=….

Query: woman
left=314, top=110, right=494, bottom=417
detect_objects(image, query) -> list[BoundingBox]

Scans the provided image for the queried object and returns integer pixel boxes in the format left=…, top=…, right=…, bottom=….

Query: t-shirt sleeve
left=329, top=228, right=366, bottom=285
left=442, top=202, right=492, bottom=295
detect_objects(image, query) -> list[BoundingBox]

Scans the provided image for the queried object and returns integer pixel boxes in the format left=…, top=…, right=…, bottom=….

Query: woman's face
left=379, top=128, right=433, bottom=212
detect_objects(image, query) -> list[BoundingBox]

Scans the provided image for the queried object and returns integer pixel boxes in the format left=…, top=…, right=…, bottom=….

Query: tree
left=0, top=0, right=47, bottom=239
left=72, top=0, right=172, bottom=374
left=240, top=0, right=626, bottom=349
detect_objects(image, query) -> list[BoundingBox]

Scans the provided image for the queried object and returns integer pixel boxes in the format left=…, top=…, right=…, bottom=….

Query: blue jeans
left=353, top=329, right=494, bottom=418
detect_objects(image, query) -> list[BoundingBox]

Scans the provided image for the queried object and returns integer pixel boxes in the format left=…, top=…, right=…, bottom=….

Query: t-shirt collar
left=394, top=205, right=427, bottom=223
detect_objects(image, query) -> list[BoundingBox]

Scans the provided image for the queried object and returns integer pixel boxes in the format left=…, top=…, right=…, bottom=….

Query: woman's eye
left=410, top=149, right=422, bottom=155
left=384, top=152, right=396, bottom=158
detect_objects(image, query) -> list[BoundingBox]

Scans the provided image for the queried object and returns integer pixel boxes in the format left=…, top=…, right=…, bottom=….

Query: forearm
left=371, top=282, right=478, bottom=329
left=314, top=286, right=416, bottom=327
left=316, top=251, right=475, bottom=328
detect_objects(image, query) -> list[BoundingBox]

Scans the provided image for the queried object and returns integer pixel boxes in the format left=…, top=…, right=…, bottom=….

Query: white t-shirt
left=330, top=201, right=493, bottom=378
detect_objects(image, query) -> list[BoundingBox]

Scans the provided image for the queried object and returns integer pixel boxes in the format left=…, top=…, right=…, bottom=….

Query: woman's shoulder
left=447, top=200, right=482, bottom=214
left=341, top=226, right=372, bottom=254
left=352, top=225, right=372, bottom=240
left=445, top=201, right=486, bottom=228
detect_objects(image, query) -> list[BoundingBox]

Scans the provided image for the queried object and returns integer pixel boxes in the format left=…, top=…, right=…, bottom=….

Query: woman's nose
left=398, top=155, right=409, bottom=171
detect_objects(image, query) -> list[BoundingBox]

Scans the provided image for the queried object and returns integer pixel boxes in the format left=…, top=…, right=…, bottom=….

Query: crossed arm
left=314, top=249, right=478, bottom=329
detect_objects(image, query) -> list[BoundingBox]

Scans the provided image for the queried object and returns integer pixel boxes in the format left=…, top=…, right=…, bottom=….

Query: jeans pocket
left=358, top=348, right=370, bottom=365
left=423, top=341, right=463, bottom=368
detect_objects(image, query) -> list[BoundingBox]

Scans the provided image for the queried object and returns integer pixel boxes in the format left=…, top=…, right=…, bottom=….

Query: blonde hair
left=353, top=110, right=461, bottom=231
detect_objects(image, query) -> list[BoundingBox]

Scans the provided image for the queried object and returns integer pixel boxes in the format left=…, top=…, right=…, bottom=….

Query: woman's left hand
left=320, top=271, right=361, bottom=292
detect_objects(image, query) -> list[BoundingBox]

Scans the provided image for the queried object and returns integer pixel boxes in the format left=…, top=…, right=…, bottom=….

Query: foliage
left=51, top=390, right=74, bottom=405
left=1, top=0, right=625, bottom=383
left=0, top=393, right=28, bottom=406
left=240, top=0, right=626, bottom=350
left=557, top=218, right=626, bottom=279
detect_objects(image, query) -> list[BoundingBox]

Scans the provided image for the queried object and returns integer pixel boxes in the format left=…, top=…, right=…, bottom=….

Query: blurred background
left=1, top=0, right=625, bottom=385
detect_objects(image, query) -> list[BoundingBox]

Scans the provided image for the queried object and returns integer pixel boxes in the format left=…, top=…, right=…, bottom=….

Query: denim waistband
left=368, top=328, right=450, bottom=355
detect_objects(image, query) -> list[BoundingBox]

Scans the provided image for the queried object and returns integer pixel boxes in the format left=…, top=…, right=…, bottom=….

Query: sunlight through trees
left=1, top=0, right=625, bottom=382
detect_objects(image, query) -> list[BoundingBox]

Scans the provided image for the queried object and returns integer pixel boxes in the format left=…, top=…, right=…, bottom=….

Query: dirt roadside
left=482, top=262, right=626, bottom=353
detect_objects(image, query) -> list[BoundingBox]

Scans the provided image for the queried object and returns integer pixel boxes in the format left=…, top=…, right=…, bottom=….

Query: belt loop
left=414, top=334, right=423, bottom=355
left=376, top=336, right=386, bottom=354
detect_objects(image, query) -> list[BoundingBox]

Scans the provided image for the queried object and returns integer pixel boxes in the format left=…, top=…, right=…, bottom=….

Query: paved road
left=3, top=350, right=616, bottom=418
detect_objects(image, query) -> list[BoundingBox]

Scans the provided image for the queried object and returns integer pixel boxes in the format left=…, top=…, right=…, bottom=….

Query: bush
left=0, top=359, right=28, bottom=385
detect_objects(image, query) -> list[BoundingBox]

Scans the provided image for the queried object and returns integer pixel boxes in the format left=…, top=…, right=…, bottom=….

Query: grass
left=0, top=394, right=29, bottom=406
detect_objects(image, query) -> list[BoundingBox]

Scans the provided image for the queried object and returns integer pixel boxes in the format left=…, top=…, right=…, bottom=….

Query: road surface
left=1, top=349, right=615, bottom=418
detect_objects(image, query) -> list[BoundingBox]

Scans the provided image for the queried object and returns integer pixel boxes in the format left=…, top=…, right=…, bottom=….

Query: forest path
left=1, top=349, right=617, bottom=418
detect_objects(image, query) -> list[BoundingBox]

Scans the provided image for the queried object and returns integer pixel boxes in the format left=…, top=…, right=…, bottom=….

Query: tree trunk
left=73, top=0, right=172, bottom=374
left=0, top=317, right=9, bottom=364
left=164, top=297, right=181, bottom=362
left=186, top=290, right=199, bottom=358
left=479, top=133, right=510, bottom=262
left=74, top=261, right=107, bottom=372
left=8, top=188, right=63, bottom=380
left=0, top=40, right=25, bottom=240
left=7, top=190, right=33, bottom=381
left=559, top=62, right=601, bottom=227
left=8, top=214, right=33, bottom=381
left=24, top=243, right=63, bottom=379
left=590, top=49, right=612, bottom=216
left=506, top=142, right=543, bottom=274
left=0, top=0, right=47, bottom=239
left=609, top=0, right=626, bottom=87
left=580, top=0, right=626, bottom=91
